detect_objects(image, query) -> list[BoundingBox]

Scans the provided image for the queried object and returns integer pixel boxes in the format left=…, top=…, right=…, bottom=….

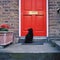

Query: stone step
left=13, top=36, right=47, bottom=45
left=49, top=40, right=60, bottom=50
left=18, top=39, right=47, bottom=45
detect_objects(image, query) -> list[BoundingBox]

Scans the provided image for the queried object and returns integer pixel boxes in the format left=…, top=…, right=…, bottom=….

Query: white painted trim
left=46, top=0, right=48, bottom=37
left=19, top=0, right=48, bottom=37
left=19, top=0, right=21, bottom=36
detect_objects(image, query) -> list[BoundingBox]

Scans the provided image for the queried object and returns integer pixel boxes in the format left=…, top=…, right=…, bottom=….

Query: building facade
left=0, top=0, right=60, bottom=40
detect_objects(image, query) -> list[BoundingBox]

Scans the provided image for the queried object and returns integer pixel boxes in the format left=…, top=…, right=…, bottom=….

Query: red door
left=21, top=0, right=46, bottom=36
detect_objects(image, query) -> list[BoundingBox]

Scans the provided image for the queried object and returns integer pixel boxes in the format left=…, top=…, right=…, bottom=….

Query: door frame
left=19, top=0, right=48, bottom=37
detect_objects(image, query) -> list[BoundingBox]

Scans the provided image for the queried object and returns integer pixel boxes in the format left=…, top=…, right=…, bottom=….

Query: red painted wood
left=21, top=0, right=46, bottom=36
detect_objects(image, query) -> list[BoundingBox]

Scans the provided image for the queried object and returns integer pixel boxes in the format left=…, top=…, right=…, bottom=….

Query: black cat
left=24, top=28, right=33, bottom=43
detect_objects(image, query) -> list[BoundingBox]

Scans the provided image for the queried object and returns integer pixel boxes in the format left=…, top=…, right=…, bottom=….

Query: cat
left=24, top=28, right=33, bottom=43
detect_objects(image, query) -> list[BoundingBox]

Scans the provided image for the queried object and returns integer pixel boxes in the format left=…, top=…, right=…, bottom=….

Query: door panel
left=21, top=0, right=46, bottom=36
left=24, top=0, right=32, bottom=10
left=23, top=16, right=32, bottom=30
left=36, top=0, right=43, bottom=10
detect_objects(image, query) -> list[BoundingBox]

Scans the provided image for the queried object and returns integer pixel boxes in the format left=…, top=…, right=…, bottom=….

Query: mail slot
left=29, top=11, right=38, bottom=15
left=23, top=11, right=44, bottom=16
left=28, top=11, right=44, bottom=15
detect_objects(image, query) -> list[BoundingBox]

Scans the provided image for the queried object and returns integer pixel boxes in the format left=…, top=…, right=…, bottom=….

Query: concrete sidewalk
left=0, top=43, right=60, bottom=53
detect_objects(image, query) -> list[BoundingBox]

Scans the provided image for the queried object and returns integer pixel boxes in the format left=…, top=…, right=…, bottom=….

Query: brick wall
left=48, top=0, right=60, bottom=38
left=0, top=0, right=19, bottom=37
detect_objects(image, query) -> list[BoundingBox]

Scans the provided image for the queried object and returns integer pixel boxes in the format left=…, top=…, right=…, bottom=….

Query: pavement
left=0, top=42, right=60, bottom=53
